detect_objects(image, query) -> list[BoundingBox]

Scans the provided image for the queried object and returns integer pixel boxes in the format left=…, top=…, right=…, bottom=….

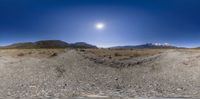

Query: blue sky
left=1, top=0, right=200, bottom=47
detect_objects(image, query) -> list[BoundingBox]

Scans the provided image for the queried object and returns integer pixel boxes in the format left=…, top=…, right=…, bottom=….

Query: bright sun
left=95, top=23, right=105, bottom=30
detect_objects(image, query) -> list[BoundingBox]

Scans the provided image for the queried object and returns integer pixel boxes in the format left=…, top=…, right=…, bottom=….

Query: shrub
left=50, top=53, right=57, bottom=57
left=114, top=52, right=121, bottom=57
left=17, top=53, right=24, bottom=56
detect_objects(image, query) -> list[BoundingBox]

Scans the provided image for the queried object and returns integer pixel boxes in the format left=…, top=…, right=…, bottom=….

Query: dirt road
left=0, top=49, right=199, bottom=98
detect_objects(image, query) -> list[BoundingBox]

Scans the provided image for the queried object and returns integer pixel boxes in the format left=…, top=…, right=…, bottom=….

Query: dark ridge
left=5, top=42, right=36, bottom=49
left=70, top=42, right=97, bottom=48
left=34, top=40, right=69, bottom=48
left=2, top=40, right=97, bottom=49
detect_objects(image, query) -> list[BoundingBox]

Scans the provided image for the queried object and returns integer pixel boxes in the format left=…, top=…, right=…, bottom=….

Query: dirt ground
left=0, top=49, right=200, bottom=99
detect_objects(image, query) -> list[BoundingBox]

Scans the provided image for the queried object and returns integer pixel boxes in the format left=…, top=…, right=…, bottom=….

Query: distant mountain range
left=0, top=41, right=189, bottom=49
left=1, top=40, right=97, bottom=49
left=111, top=43, right=177, bottom=49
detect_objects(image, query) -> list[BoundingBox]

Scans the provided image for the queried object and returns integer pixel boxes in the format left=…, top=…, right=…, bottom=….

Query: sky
left=1, top=0, right=200, bottom=47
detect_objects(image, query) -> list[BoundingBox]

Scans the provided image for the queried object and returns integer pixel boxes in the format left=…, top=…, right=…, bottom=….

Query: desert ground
left=0, top=48, right=200, bottom=99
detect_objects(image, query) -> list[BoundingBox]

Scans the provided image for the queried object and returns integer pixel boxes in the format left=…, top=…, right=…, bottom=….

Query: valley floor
left=0, top=49, right=200, bottom=99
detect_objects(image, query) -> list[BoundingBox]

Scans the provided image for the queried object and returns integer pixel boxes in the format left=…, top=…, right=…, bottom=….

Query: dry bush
left=28, top=51, right=32, bottom=54
left=83, top=48, right=163, bottom=60
left=50, top=52, right=58, bottom=57
left=114, top=52, right=122, bottom=57
left=0, top=49, right=65, bottom=58
left=177, top=48, right=200, bottom=53
left=79, top=49, right=85, bottom=52
left=17, top=53, right=25, bottom=56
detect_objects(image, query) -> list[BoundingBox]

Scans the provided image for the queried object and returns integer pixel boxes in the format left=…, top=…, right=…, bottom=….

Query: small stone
left=176, top=88, right=182, bottom=91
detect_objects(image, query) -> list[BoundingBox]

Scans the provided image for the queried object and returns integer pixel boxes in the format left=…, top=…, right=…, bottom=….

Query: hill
left=70, top=42, right=97, bottom=48
left=2, top=40, right=97, bottom=49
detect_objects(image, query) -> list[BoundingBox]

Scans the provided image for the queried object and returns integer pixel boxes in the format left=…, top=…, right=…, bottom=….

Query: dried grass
left=83, top=49, right=163, bottom=60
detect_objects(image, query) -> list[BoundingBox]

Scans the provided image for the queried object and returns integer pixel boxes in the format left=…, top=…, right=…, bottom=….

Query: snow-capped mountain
left=111, top=43, right=177, bottom=49
left=145, top=43, right=173, bottom=47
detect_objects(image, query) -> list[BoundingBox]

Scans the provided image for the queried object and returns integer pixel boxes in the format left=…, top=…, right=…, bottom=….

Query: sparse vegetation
left=0, top=49, right=66, bottom=57
left=82, top=49, right=163, bottom=60
left=50, top=52, right=58, bottom=57
left=114, top=52, right=122, bottom=57
left=1, top=48, right=200, bottom=98
left=17, top=53, right=25, bottom=56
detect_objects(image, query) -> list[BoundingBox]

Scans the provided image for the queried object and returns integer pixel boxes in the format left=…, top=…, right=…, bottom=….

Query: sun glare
left=95, top=23, right=105, bottom=30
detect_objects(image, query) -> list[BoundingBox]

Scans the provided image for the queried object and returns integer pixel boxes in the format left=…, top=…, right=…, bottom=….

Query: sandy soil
left=0, top=49, right=200, bottom=99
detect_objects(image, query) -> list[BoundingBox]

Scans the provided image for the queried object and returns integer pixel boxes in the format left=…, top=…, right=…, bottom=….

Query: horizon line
left=0, top=39, right=198, bottom=48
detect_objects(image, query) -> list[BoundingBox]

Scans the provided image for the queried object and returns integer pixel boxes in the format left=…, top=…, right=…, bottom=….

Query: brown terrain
left=0, top=48, right=200, bottom=99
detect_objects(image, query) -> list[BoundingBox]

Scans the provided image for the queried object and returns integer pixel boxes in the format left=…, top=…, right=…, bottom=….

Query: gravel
left=0, top=49, right=199, bottom=99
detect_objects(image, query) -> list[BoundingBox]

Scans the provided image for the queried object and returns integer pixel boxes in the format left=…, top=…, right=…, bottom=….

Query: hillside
left=70, top=42, right=97, bottom=48
left=3, top=40, right=97, bottom=49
